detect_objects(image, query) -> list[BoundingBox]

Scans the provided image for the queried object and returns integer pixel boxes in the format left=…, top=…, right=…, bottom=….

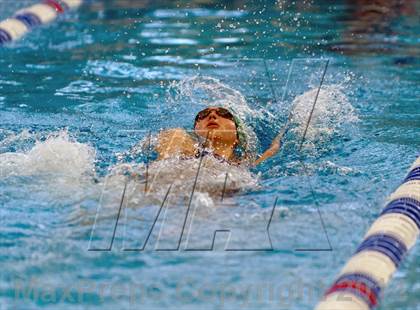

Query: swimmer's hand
left=254, top=126, right=287, bottom=166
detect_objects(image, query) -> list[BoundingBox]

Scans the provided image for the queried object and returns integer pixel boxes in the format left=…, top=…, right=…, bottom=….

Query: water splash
left=0, top=129, right=34, bottom=150
left=0, top=130, right=96, bottom=179
left=0, top=128, right=257, bottom=208
left=106, top=156, right=259, bottom=209
left=168, top=75, right=262, bottom=119
left=289, top=84, right=359, bottom=148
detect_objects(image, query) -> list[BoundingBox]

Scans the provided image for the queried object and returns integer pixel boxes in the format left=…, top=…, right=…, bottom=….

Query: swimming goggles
left=194, top=107, right=235, bottom=124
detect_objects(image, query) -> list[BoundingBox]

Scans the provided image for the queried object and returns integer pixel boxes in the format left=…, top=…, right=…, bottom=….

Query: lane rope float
left=315, top=156, right=420, bottom=309
left=0, top=0, right=83, bottom=45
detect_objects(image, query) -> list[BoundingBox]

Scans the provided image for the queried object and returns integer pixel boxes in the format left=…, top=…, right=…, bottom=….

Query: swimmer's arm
left=156, top=128, right=196, bottom=160
left=253, top=126, right=287, bottom=166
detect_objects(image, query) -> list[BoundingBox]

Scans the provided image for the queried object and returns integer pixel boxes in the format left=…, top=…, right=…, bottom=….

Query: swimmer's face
left=194, top=107, right=238, bottom=146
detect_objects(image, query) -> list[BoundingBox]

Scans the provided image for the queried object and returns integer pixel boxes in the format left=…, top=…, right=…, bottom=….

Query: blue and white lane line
left=0, top=0, right=83, bottom=44
left=315, top=156, right=420, bottom=310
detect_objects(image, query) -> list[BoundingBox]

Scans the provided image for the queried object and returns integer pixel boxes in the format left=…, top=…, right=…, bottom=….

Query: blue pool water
left=0, top=1, right=419, bottom=309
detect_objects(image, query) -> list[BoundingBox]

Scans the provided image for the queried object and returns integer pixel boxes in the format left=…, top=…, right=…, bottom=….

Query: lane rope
left=315, top=156, right=420, bottom=309
left=0, top=0, right=83, bottom=44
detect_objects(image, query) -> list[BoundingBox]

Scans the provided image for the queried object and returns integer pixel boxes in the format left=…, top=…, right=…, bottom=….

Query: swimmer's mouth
left=206, top=122, right=219, bottom=128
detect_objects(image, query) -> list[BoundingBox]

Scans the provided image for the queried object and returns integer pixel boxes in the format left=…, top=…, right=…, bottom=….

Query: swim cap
left=231, top=113, right=248, bottom=155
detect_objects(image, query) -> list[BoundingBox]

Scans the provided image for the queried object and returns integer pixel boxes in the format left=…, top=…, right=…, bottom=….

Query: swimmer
left=156, top=106, right=286, bottom=166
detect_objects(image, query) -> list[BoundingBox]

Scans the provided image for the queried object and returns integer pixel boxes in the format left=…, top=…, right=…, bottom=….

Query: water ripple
left=149, top=38, right=198, bottom=45
left=83, top=60, right=186, bottom=80
left=152, top=8, right=247, bottom=18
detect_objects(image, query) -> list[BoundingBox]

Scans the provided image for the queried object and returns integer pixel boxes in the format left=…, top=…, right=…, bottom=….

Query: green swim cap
left=231, top=114, right=248, bottom=155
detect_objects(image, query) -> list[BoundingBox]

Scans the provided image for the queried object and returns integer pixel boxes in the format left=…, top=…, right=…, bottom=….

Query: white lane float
left=315, top=156, right=420, bottom=309
left=0, top=0, right=83, bottom=44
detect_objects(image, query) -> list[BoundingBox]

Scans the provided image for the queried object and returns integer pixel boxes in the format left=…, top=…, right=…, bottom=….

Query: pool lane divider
left=0, top=0, right=83, bottom=44
left=315, top=156, right=420, bottom=309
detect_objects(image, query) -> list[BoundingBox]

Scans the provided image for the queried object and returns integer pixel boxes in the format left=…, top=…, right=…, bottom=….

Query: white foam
left=0, top=130, right=95, bottom=178
left=289, top=84, right=358, bottom=146
left=105, top=156, right=258, bottom=209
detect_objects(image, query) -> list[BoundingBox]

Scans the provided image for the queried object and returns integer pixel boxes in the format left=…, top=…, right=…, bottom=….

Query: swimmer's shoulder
left=156, top=128, right=197, bottom=160
left=159, top=127, right=188, bottom=136
left=158, top=128, right=196, bottom=143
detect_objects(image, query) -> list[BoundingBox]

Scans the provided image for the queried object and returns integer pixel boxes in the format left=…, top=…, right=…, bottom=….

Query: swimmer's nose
left=208, top=110, right=218, bottom=119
